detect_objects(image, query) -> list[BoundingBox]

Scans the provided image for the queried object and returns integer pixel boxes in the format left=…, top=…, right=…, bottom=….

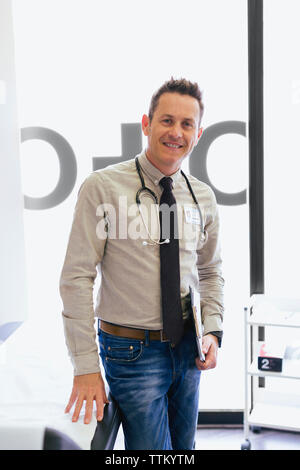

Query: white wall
left=262, top=0, right=300, bottom=405
left=0, top=0, right=27, bottom=348
left=264, top=0, right=300, bottom=298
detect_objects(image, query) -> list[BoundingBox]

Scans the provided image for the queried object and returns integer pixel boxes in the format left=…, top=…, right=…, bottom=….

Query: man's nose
left=168, top=123, right=183, bottom=139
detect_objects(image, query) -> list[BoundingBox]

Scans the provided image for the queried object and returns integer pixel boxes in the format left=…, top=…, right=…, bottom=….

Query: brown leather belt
left=100, top=316, right=192, bottom=343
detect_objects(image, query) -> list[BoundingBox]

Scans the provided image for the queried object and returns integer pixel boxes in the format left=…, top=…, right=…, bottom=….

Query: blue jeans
left=98, top=321, right=201, bottom=450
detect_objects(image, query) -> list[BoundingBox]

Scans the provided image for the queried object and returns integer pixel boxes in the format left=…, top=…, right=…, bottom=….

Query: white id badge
left=184, top=206, right=201, bottom=225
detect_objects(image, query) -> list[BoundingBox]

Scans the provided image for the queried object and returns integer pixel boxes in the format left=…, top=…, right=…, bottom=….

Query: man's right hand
left=65, top=372, right=109, bottom=424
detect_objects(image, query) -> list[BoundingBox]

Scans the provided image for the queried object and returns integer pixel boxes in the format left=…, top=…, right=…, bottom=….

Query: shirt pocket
left=99, top=331, right=144, bottom=363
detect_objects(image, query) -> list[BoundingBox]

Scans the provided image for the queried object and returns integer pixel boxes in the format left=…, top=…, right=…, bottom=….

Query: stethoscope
left=135, top=157, right=207, bottom=246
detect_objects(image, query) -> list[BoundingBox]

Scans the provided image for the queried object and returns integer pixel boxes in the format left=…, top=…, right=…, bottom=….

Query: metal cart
left=242, top=295, right=300, bottom=450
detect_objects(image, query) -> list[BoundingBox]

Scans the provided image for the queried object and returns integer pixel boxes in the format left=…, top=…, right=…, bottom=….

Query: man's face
left=142, top=92, right=203, bottom=173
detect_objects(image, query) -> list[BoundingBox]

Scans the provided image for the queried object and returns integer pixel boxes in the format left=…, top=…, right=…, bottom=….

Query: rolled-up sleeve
left=59, top=173, right=107, bottom=376
left=197, top=189, right=224, bottom=341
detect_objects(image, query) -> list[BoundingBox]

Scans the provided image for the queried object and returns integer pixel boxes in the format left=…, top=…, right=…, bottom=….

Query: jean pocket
left=99, top=331, right=144, bottom=363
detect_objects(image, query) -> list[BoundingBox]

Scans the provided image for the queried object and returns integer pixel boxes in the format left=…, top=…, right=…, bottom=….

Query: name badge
left=184, top=206, right=201, bottom=225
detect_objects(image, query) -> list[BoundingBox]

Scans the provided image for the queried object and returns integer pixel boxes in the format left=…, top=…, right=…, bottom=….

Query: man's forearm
left=60, top=173, right=107, bottom=375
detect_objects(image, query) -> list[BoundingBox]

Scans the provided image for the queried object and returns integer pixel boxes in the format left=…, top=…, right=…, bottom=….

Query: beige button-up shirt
left=59, top=150, right=224, bottom=376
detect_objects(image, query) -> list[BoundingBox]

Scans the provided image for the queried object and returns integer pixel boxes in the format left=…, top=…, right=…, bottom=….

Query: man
left=60, top=78, right=224, bottom=450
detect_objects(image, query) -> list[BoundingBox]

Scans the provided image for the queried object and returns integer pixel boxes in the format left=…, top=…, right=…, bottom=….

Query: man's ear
left=142, top=114, right=150, bottom=136
left=197, top=126, right=204, bottom=144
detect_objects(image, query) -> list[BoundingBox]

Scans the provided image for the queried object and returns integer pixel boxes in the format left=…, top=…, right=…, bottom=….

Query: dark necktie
left=159, top=177, right=183, bottom=345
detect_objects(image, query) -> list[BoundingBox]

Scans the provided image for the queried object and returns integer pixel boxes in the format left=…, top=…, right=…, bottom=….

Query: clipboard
left=189, top=286, right=206, bottom=362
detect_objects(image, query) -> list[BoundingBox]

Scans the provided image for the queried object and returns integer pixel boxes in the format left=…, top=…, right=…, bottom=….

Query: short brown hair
left=148, top=77, right=204, bottom=125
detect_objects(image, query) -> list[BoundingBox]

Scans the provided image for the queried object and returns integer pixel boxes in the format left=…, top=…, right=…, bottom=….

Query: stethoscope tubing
left=135, top=157, right=207, bottom=245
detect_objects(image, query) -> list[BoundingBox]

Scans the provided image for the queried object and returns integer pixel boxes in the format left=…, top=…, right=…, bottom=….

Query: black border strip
left=248, top=0, right=265, bottom=295
left=197, top=411, right=243, bottom=427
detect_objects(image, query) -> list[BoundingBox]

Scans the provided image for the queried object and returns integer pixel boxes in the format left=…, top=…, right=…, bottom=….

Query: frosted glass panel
left=11, top=0, right=248, bottom=410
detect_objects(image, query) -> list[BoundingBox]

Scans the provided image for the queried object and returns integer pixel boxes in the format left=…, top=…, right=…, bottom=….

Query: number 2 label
left=261, top=358, right=270, bottom=369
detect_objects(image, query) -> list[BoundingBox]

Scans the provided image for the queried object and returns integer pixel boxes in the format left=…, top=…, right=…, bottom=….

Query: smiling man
left=60, top=78, right=224, bottom=450
left=142, top=91, right=203, bottom=175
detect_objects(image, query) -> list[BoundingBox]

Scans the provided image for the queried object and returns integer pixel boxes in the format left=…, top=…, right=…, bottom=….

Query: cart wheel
left=241, top=439, right=251, bottom=450
left=250, top=425, right=261, bottom=433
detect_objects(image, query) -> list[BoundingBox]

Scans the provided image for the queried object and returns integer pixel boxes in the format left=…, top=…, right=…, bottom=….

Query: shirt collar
left=138, top=149, right=182, bottom=187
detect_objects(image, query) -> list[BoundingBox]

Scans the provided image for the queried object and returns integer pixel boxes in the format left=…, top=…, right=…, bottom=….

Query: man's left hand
left=195, top=334, right=218, bottom=371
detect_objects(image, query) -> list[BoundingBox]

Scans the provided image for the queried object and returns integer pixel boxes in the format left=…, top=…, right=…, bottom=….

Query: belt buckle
left=160, top=330, right=169, bottom=343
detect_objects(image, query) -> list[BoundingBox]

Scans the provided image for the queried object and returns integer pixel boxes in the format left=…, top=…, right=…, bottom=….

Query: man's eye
left=162, top=119, right=171, bottom=124
left=183, top=122, right=192, bottom=127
